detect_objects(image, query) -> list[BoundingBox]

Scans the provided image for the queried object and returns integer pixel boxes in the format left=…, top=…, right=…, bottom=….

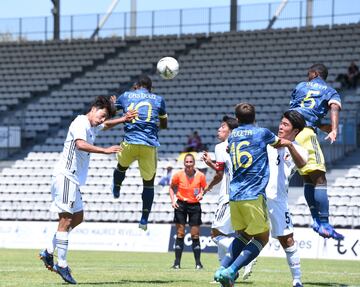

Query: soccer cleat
left=171, top=264, right=180, bottom=269
left=242, top=259, right=257, bottom=280
left=53, top=264, right=77, bottom=284
left=139, top=218, right=148, bottom=231
left=195, top=263, right=203, bottom=270
left=39, top=249, right=54, bottom=271
left=214, top=266, right=226, bottom=282
left=112, top=183, right=121, bottom=199
left=218, top=268, right=236, bottom=287
left=317, top=223, right=344, bottom=240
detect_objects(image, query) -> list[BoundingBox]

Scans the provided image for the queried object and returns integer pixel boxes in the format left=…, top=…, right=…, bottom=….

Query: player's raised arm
left=102, top=110, right=138, bottom=130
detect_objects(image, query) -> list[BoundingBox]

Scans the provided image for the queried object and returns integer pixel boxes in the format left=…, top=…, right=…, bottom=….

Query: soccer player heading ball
left=290, top=63, right=344, bottom=241
left=110, top=75, right=168, bottom=231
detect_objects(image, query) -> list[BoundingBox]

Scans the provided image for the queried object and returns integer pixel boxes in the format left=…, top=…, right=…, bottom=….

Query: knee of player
left=211, top=228, right=221, bottom=238
left=177, top=230, right=185, bottom=238
left=278, top=235, right=295, bottom=249
left=143, top=176, right=155, bottom=187
left=59, top=217, right=73, bottom=231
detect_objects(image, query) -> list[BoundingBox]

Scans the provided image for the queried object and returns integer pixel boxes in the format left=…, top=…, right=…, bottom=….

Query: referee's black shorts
left=174, top=199, right=202, bottom=226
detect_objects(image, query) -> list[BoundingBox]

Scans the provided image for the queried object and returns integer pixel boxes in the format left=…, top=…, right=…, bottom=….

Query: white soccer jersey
left=214, top=140, right=232, bottom=203
left=53, top=115, right=103, bottom=186
left=266, top=143, right=308, bottom=202
left=266, top=143, right=308, bottom=237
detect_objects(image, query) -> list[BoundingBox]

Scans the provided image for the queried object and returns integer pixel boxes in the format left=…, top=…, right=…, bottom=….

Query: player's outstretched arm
left=325, top=103, right=340, bottom=144
left=103, top=110, right=138, bottom=130
left=277, top=139, right=307, bottom=168
left=75, top=139, right=121, bottom=154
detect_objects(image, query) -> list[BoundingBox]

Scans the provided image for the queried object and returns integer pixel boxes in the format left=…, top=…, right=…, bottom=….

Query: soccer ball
left=157, top=57, right=179, bottom=80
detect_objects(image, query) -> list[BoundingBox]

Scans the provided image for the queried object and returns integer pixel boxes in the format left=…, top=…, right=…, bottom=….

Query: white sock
left=284, top=245, right=301, bottom=281
left=56, top=231, right=69, bottom=267
left=47, top=233, right=56, bottom=254
left=213, top=235, right=234, bottom=263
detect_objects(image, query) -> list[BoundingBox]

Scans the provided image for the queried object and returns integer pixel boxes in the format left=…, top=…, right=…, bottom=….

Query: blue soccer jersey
left=289, top=77, right=342, bottom=128
left=115, top=88, right=167, bottom=147
left=228, top=124, right=278, bottom=201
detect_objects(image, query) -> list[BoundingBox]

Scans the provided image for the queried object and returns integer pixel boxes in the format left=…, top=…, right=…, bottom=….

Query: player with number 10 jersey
left=111, top=75, right=167, bottom=231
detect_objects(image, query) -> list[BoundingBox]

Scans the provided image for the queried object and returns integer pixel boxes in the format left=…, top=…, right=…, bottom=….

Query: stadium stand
left=0, top=23, right=360, bottom=227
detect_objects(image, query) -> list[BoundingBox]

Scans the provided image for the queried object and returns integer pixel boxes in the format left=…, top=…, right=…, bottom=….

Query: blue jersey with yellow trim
left=115, top=88, right=167, bottom=147
left=228, top=124, right=278, bottom=201
left=289, top=77, right=341, bottom=128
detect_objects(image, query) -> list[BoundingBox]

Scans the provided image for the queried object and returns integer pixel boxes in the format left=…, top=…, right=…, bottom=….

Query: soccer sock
left=314, top=185, right=329, bottom=223
left=284, top=245, right=301, bottom=281
left=220, top=234, right=248, bottom=268
left=113, top=167, right=126, bottom=188
left=191, top=238, right=202, bottom=265
left=174, top=237, right=184, bottom=265
left=304, top=183, right=319, bottom=221
left=229, top=238, right=264, bottom=274
left=141, top=186, right=154, bottom=222
left=213, top=235, right=234, bottom=263
left=47, top=233, right=56, bottom=254
left=56, top=231, right=69, bottom=267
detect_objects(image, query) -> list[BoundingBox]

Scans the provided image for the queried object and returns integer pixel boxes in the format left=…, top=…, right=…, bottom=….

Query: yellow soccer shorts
left=295, top=127, right=326, bottom=175
left=116, top=142, right=157, bottom=181
left=229, top=195, right=269, bottom=236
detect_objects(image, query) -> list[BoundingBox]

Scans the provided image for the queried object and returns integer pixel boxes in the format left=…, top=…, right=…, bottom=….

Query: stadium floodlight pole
left=306, top=0, right=313, bottom=27
left=51, top=0, right=60, bottom=40
left=230, top=0, right=237, bottom=31
left=267, top=0, right=289, bottom=29
left=130, top=0, right=137, bottom=36
left=91, top=0, right=120, bottom=39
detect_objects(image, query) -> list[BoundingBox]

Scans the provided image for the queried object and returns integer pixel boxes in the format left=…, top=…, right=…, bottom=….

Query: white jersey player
left=202, top=117, right=238, bottom=260
left=266, top=110, right=308, bottom=287
left=39, top=96, right=136, bottom=284
left=202, top=116, right=256, bottom=280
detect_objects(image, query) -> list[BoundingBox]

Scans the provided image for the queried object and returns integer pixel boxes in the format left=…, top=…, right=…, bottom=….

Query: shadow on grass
left=77, top=279, right=192, bottom=285
left=304, top=282, right=356, bottom=287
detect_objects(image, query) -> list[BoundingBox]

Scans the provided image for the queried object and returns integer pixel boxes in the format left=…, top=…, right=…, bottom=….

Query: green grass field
left=0, top=249, right=359, bottom=287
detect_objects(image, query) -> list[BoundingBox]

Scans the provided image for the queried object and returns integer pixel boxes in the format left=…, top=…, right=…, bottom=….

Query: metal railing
left=0, top=0, right=360, bottom=42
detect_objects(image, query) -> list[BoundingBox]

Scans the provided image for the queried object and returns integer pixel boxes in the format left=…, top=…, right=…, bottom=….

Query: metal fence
left=0, top=0, right=360, bottom=41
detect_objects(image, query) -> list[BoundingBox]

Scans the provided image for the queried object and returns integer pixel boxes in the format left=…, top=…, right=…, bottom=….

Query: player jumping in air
left=111, top=75, right=168, bottom=231
left=290, top=63, right=344, bottom=240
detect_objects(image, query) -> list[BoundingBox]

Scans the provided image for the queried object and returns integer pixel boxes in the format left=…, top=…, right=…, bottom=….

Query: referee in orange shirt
left=169, top=153, right=207, bottom=269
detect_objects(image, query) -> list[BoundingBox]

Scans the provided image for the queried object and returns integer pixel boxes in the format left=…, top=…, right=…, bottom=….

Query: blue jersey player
left=290, top=63, right=343, bottom=241
left=109, top=75, right=168, bottom=231
left=214, top=103, right=279, bottom=287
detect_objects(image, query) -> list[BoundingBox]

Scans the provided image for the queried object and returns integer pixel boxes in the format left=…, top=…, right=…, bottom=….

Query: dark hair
left=234, top=103, right=255, bottom=124
left=309, top=63, right=328, bottom=80
left=282, top=110, right=306, bottom=133
left=222, top=115, right=239, bottom=130
left=135, top=75, right=152, bottom=91
left=88, top=96, right=116, bottom=118
left=184, top=153, right=195, bottom=162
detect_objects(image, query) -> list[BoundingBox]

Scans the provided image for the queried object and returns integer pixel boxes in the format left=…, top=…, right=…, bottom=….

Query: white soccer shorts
left=50, top=174, right=83, bottom=214
left=212, top=201, right=234, bottom=235
left=267, top=198, right=294, bottom=238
